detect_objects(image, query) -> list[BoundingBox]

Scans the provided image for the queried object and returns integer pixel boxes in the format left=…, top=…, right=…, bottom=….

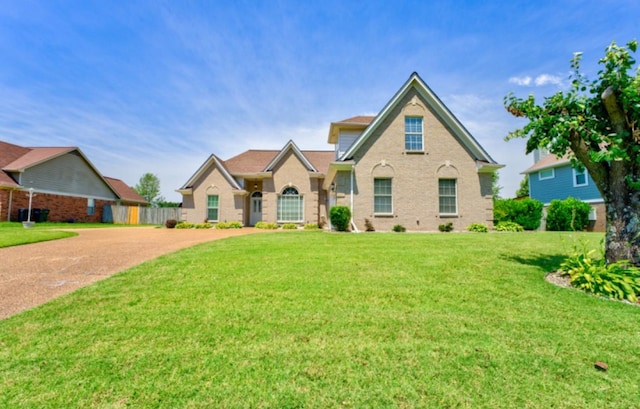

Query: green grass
left=0, top=222, right=78, bottom=247
left=0, top=222, right=148, bottom=248
left=1, top=232, right=638, bottom=408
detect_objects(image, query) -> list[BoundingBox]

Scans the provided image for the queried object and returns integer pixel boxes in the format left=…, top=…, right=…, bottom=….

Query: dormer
left=327, top=116, right=375, bottom=160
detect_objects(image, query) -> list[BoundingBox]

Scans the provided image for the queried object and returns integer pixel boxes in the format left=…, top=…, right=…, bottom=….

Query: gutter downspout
left=350, top=165, right=359, bottom=233
left=8, top=190, right=13, bottom=221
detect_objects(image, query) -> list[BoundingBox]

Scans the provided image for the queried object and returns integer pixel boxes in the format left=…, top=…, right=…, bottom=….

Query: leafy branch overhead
left=504, top=40, right=640, bottom=265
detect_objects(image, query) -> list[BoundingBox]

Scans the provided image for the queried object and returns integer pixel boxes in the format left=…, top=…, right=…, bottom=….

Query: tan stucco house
left=178, top=72, right=503, bottom=231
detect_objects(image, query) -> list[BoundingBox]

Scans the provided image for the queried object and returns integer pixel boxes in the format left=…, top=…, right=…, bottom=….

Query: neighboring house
left=522, top=149, right=604, bottom=231
left=0, top=140, right=146, bottom=222
left=178, top=72, right=503, bottom=231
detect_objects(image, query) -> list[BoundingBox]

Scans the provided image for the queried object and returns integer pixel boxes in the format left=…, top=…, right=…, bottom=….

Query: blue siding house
left=523, top=150, right=604, bottom=231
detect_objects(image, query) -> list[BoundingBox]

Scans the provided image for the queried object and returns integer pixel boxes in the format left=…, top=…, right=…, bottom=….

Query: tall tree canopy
left=134, top=173, right=162, bottom=205
left=505, top=40, right=640, bottom=265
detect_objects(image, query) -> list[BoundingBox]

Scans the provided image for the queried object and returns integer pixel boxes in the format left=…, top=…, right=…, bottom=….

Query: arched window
left=277, top=187, right=303, bottom=222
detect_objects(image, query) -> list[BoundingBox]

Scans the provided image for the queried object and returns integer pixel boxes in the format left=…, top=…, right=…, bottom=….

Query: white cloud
left=534, top=74, right=563, bottom=86
left=508, top=76, right=532, bottom=86
left=509, top=74, right=564, bottom=87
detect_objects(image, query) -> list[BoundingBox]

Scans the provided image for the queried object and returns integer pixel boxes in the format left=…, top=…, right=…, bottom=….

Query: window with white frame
left=573, top=168, right=588, bottom=187
left=538, top=168, right=554, bottom=180
left=374, top=178, right=393, bottom=214
left=439, top=179, right=457, bottom=214
left=87, top=198, right=95, bottom=216
left=207, top=195, right=219, bottom=221
left=404, top=117, right=423, bottom=151
left=277, top=187, right=303, bottom=222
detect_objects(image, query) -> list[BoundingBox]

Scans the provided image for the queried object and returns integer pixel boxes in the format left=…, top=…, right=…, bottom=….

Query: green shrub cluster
left=494, top=198, right=542, bottom=230
left=546, top=197, right=592, bottom=231
left=438, top=222, right=453, bottom=232
left=282, top=223, right=298, bottom=230
left=255, top=221, right=278, bottom=230
left=303, top=223, right=320, bottom=230
left=175, top=221, right=212, bottom=229
left=392, top=224, right=406, bottom=232
left=494, top=221, right=524, bottom=232
left=329, top=206, right=351, bottom=232
left=214, top=221, right=243, bottom=229
left=467, top=223, right=488, bottom=233
left=560, top=246, right=640, bottom=302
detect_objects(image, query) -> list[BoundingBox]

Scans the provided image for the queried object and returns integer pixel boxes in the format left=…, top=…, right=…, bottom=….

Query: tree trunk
left=601, top=87, right=640, bottom=266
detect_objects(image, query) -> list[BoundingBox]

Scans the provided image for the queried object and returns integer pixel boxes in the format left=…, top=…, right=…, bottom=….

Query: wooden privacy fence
left=106, top=205, right=181, bottom=225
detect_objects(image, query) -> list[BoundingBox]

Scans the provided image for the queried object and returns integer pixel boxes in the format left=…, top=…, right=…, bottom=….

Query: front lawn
left=0, top=222, right=77, bottom=247
left=1, top=232, right=638, bottom=408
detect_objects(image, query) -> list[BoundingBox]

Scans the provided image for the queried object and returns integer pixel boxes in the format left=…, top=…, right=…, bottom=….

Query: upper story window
left=573, top=168, right=588, bottom=187
left=404, top=117, right=423, bottom=151
left=538, top=168, right=554, bottom=180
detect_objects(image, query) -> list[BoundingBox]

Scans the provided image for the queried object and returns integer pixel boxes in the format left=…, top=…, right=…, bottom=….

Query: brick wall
left=5, top=190, right=114, bottom=223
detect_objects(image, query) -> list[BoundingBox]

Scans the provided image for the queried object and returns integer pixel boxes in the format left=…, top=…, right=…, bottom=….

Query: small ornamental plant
left=467, top=223, right=488, bottom=233
left=165, top=219, right=178, bottom=229
left=392, top=224, right=406, bottom=233
left=255, top=221, right=278, bottom=230
left=438, top=222, right=453, bottom=232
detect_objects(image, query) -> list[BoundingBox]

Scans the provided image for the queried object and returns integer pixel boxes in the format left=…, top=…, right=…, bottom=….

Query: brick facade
left=2, top=189, right=115, bottom=223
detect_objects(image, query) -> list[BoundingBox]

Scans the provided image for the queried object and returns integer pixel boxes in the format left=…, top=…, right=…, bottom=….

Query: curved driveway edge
left=0, top=227, right=261, bottom=320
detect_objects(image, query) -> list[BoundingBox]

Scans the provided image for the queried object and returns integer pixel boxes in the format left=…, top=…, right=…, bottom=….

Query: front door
left=250, top=191, right=262, bottom=226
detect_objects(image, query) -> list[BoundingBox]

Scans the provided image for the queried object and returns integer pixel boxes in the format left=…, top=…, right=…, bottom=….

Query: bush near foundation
left=329, top=206, right=351, bottom=232
left=493, top=198, right=542, bottom=230
left=546, top=197, right=591, bottom=231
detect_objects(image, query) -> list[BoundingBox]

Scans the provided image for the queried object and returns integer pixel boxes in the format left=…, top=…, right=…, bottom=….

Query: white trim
left=538, top=168, right=555, bottom=180
left=373, top=177, right=393, bottom=215
left=438, top=178, right=458, bottom=216
left=573, top=168, right=588, bottom=187
left=404, top=116, right=424, bottom=152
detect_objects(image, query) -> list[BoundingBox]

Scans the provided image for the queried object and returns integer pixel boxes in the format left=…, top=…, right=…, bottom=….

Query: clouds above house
left=0, top=1, right=639, bottom=201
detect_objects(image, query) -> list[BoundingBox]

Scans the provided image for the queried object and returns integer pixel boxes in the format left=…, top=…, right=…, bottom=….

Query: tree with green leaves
left=134, top=173, right=163, bottom=206
left=491, top=171, right=502, bottom=201
left=515, top=176, right=529, bottom=198
left=505, top=40, right=640, bottom=265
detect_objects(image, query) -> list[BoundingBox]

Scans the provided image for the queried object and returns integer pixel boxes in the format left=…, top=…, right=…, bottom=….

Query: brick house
left=0, top=141, right=146, bottom=222
left=178, top=72, right=503, bottom=231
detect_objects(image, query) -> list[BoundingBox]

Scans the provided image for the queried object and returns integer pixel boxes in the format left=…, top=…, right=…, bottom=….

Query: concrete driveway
left=0, top=227, right=261, bottom=320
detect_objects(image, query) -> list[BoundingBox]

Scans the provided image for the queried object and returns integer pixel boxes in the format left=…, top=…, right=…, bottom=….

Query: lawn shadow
left=500, top=253, right=567, bottom=273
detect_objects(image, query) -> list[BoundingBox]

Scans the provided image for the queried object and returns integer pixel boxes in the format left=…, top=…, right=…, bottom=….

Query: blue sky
left=1, top=1, right=638, bottom=201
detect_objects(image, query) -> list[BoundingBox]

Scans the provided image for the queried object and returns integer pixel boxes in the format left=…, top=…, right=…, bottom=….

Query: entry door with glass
left=250, top=191, right=263, bottom=226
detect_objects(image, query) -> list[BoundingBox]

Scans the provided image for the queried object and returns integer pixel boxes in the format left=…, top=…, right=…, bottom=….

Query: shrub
left=215, top=221, right=243, bottom=229
left=255, top=221, right=278, bottom=230
left=175, top=221, right=194, bottom=229
left=165, top=219, right=178, bottom=229
left=546, top=197, right=592, bottom=231
left=438, top=222, right=453, bottom=232
left=195, top=222, right=212, bottom=229
left=392, top=224, right=406, bottom=233
left=329, top=206, right=351, bottom=232
left=494, top=221, right=524, bottom=232
left=364, top=218, right=375, bottom=232
left=560, top=244, right=640, bottom=302
left=282, top=223, right=298, bottom=230
left=467, top=223, right=488, bottom=233
left=303, top=223, right=320, bottom=230
left=493, top=198, right=543, bottom=230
